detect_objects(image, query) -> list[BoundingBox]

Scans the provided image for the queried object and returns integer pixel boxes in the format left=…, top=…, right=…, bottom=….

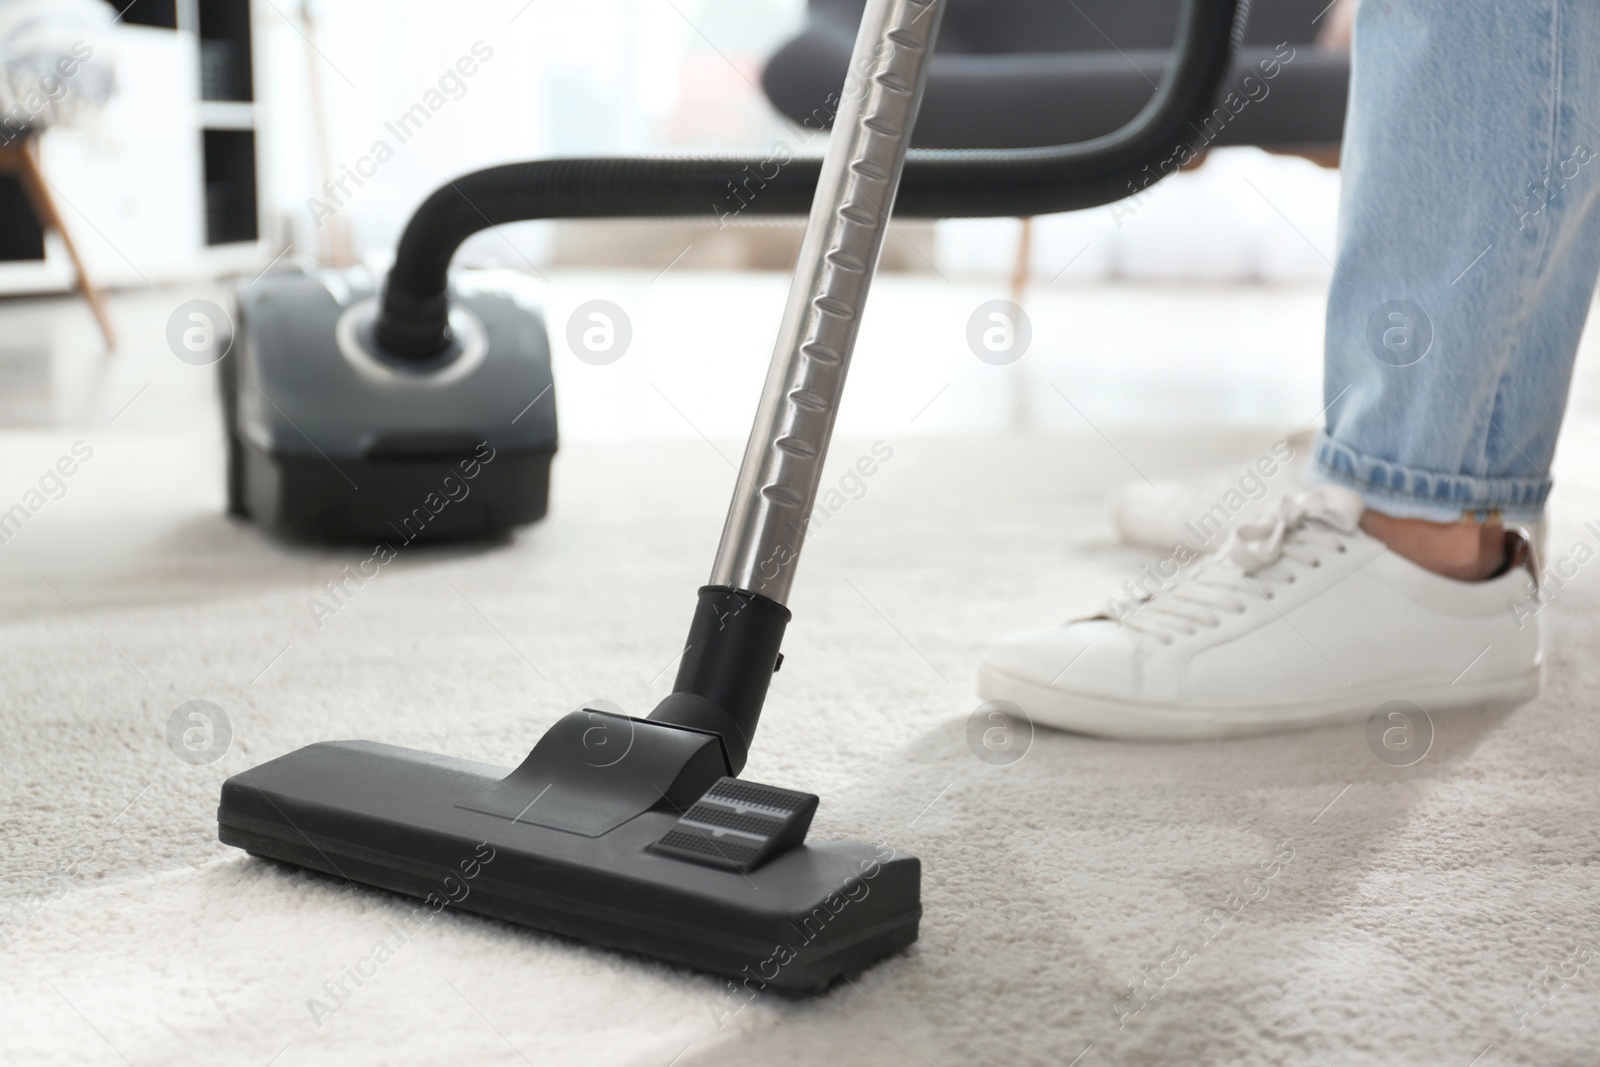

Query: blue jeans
left=1314, top=0, right=1600, bottom=524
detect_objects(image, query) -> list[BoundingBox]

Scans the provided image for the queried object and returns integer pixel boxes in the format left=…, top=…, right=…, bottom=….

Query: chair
left=0, top=126, right=117, bottom=349
left=762, top=0, right=1348, bottom=155
left=763, top=0, right=1350, bottom=295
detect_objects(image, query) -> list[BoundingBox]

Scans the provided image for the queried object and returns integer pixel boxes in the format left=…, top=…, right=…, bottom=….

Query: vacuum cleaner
left=217, top=0, right=1242, bottom=991
left=221, top=266, right=557, bottom=543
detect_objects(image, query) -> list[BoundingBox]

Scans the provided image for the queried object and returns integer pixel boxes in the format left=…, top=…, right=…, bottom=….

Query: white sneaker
left=980, top=486, right=1542, bottom=740
left=1111, top=429, right=1314, bottom=553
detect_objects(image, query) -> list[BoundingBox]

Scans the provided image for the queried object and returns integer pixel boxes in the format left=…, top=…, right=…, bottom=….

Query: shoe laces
left=1116, top=485, right=1366, bottom=643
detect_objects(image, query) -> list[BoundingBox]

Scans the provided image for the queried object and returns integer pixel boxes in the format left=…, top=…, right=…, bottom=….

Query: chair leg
left=1007, top=217, right=1033, bottom=431
left=1010, top=215, right=1032, bottom=305
left=12, top=137, right=117, bottom=351
left=1258, top=144, right=1341, bottom=169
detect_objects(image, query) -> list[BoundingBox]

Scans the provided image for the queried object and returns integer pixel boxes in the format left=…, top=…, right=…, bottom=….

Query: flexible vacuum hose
left=375, top=0, right=1247, bottom=360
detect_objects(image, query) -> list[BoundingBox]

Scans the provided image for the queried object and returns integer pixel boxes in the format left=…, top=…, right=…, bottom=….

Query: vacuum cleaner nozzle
left=217, top=710, right=921, bottom=992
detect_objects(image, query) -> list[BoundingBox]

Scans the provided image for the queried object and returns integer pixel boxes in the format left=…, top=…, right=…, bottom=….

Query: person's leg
left=1317, top=0, right=1600, bottom=564
left=978, top=0, right=1600, bottom=739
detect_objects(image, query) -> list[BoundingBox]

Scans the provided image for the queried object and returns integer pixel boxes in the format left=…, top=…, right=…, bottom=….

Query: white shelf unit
left=0, top=0, right=270, bottom=294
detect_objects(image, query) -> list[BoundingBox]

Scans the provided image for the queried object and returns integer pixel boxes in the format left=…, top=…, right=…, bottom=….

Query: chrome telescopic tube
left=708, top=0, right=943, bottom=604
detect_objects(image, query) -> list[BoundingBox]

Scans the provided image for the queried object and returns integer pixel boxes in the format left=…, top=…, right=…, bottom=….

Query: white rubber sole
left=977, top=663, right=1542, bottom=741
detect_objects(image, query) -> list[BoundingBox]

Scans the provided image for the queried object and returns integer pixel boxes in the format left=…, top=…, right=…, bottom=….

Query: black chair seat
left=762, top=0, right=1348, bottom=151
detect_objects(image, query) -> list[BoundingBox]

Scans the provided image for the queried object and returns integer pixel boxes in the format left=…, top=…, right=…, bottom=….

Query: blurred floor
left=0, top=271, right=1335, bottom=449
left=4, top=271, right=1600, bottom=526
left=8, top=271, right=1600, bottom=440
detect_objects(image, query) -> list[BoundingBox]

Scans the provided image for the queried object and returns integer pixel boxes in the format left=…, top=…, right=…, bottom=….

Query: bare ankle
left=1360, top=511, right=1505, bottom=581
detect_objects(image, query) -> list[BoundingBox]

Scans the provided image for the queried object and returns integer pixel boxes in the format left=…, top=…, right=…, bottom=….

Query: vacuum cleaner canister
left=222, top=267, right=557, bottom=544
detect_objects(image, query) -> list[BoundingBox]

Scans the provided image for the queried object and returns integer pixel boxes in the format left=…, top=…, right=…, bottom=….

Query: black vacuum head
left=218, top=711, right=920, bottom=993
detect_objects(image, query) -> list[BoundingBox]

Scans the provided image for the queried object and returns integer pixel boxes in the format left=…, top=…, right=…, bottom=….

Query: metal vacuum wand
left=709, top=0, right=944, bottom=605
left=651, top=0, right=942, bottom=767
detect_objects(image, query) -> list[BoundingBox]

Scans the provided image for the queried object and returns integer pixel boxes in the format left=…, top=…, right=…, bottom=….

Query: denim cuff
left=1311, top=431, right=1550, bottom=524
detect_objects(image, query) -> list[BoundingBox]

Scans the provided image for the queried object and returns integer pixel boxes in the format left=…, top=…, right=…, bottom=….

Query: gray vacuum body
left=223, top=268, right=558, bottom=544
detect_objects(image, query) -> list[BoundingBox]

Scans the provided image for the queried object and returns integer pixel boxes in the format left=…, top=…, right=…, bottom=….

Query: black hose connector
left=373, top=0, right=1246, bottom=360
left=648, top=586, right=790, bottom=774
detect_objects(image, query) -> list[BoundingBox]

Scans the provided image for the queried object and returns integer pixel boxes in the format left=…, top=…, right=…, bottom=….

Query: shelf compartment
left=198, top=0, right=255, bottom=101
left=110, top=0, right=178, bottom=29
left=202, top=128, right=258, bottom=246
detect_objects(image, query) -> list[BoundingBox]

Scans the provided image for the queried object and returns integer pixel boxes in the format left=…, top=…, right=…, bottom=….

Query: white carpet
left=3, top=423, right=1599, bottom=1067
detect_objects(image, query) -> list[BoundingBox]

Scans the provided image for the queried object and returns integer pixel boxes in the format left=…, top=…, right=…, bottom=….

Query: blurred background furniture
left=763, top=0, right=1350, bottom=297
left=0, top=0, right=118, bottom=344
left=0, top=0, right=268, bottom=302
left=0, top=128, right=115, bottom=347
left=762, top=0, right=1349, bottom=156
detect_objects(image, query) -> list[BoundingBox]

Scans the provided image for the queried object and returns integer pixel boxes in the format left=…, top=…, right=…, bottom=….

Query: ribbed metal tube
left=707, top=0, right=942, bottom=602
